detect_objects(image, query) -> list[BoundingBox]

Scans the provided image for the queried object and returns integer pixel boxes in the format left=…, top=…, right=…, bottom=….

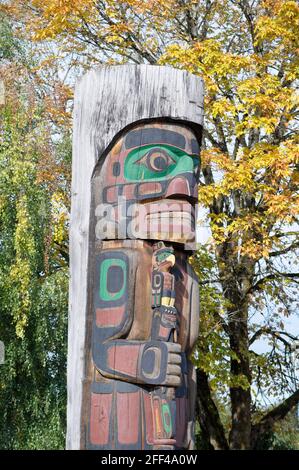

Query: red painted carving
left=90, top=393, right=112, bottom=446
left=82, top=122, right=200, bottom=449
left=117, top=392, right=140, bottom=445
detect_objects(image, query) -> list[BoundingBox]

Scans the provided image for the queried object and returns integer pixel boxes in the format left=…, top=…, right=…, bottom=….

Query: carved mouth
left=95, top=198, right=197, bottom=245
left=140, top=198, right=196, bottom=244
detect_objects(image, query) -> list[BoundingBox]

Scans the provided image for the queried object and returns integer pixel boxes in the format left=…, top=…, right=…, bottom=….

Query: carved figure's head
left=93, top=121, right=201, bottom=246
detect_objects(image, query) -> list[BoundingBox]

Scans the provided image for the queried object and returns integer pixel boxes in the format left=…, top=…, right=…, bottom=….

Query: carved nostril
left=165, top=177, right=191, bottom=198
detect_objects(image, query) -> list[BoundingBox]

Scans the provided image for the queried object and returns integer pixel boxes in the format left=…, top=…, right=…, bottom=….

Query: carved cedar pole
left=67, top=65, right=204, bottom=450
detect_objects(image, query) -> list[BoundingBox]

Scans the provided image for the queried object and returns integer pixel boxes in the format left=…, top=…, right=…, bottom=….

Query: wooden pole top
left=74, top=64, right=204, bottom=163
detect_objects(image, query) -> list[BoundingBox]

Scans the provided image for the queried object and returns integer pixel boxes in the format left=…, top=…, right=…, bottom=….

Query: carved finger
left=167, top=364, right=181, bottom=376
left=165, top=374, right=181, bottom=387
left=168, top=353, right=181, bottom=364
left=167, top=342, right=181, bottom=354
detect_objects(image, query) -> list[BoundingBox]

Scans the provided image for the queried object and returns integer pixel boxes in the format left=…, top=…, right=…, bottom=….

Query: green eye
left=135, top=148, right=176, bottom=173
left=124, top=144, right=198, bottom=182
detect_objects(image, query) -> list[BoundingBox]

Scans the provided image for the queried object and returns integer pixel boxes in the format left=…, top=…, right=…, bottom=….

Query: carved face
left=93, top=122, right=200, bottom=245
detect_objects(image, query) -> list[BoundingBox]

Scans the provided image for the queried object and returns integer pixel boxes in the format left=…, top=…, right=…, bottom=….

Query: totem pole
left=67, top=65, right=204, bottom=450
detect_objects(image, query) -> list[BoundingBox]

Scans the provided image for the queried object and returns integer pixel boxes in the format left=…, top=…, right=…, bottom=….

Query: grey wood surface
left=67, top=65, right=204, bottom=449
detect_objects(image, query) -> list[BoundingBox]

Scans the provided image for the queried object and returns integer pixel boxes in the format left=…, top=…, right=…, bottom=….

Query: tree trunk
left=219, top=249, right=253, bottom=450
left=196, top=368, right=229, bottom=450
left=228, top=308, right=252, bottom=449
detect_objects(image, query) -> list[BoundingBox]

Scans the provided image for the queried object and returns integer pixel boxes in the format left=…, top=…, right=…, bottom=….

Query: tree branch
left=269, top=241, right=299, bottom=257
left=249, top=327, right=297, bottom=347
left=251, top=388, right=299, bottom=448
left=203, top=128, right=227, bottom=152
left=249, top=272, right=299, bottom=294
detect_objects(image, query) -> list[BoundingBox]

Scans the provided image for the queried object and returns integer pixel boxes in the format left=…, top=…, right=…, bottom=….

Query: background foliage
left=0, top=0, right=298, bottom=449
left=0, top=14, right=70, bottom=448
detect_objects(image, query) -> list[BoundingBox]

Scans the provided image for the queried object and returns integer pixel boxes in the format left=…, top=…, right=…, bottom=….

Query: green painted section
left=156, top=250, right=173, bottom=263
left=124, top=144, right=199, bottom=182
left=99, top=258, right=127, bottom=301
left=161, top=403, right=172, bottom=435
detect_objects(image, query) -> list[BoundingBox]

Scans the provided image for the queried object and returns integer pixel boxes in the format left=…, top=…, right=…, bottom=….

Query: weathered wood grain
left=67, top=65, right=204, bottom=449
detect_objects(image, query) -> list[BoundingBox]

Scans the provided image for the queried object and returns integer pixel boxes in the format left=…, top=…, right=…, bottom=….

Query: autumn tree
left=2, top=0, right=299, bottom=449
left=0, top=12, right=71, bottom=448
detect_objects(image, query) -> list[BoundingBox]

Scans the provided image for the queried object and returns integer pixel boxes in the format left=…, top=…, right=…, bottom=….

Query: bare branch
left=249, top=327, right=297, bottom=347
left=250, top=272, right=299, bottom=293
left=203, top=128, right=227, bottom=152
left=251, top=388, right=299, bottom=448
left=269, top=241, right=299, bottom=257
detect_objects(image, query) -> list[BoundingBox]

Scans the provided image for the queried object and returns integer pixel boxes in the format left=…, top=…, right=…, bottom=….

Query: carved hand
left=138, top=340, right=182, bottom=387
left=162, top=341, right=182, bottom=387
left=94, top=339, right=182, bottom=387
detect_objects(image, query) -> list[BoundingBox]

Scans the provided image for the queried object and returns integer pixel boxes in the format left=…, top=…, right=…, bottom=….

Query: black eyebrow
left=125, top=128, right=186, bottom=150
left=191, top=138, right=200, bottom=154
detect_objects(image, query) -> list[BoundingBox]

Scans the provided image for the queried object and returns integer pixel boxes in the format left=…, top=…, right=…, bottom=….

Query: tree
left=3, top=0, right=299, bottom=449
left=0, top=13, right=70, bottom=449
